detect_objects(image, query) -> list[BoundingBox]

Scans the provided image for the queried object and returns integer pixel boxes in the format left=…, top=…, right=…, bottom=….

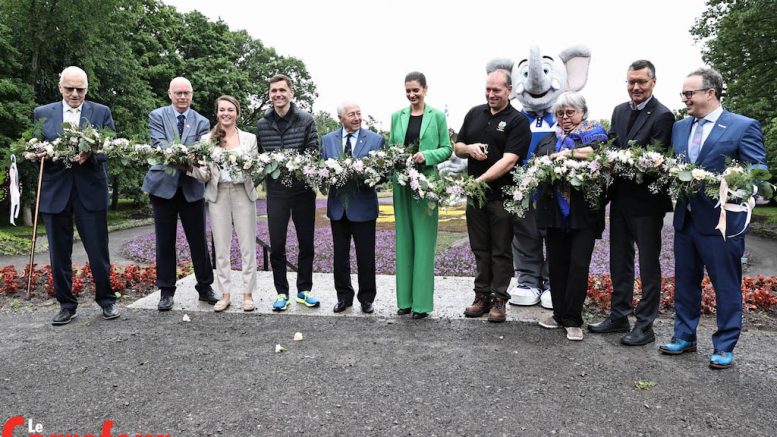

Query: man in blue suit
left=321, top=102, right=385, bottom=314
left=659, top=68, right=766, bottom=369
left=142, top=77, right=216, bottom=311
left=34, top=66, right=119, bottom=325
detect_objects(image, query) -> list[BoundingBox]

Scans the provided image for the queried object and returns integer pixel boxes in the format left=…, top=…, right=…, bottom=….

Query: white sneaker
left=565, top=326, right=584, bottom=341
left=540, top=289, right=553, bottom=310
left=539, top=315, right=561, bottom=329
left=508, top=286, right=541, bottom=306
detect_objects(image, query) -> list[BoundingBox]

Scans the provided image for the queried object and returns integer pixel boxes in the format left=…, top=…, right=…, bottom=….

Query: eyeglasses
left=555, top=109, right=578, bottom=118
left=172, top=91, right=192, bottom=97
left=63, top=87, right=87, bottom=94
left=680, top=88, right=710, bottom=99
left=626, top=79, right=652, bottom=86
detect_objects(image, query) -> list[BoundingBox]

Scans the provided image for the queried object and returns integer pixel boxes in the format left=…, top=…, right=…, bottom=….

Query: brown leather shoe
left=488, top=298, right=507, bottom=323
left=464, top=294, right=492, bottom=318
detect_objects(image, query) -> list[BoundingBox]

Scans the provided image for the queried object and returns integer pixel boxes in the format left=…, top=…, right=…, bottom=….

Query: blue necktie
left=344, top=133, right=353, bottom=157
left=177, top=114, right=185, bottom=138
left=688, top=118, right=707, bottom=163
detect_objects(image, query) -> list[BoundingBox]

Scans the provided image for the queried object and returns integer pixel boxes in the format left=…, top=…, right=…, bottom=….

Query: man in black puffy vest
left=255, top=74, right=320, bottom=312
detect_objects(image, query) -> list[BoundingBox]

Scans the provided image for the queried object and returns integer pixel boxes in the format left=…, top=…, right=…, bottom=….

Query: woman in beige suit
left=191, top=95, right=258, bottom=312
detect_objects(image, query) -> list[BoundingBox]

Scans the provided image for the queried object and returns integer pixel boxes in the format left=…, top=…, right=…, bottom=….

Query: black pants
left=44, top=194, right=113, bottom=310
left=267, top=189, right=316, bottom=294
left=609, top=204, right=665, bottom=328
left=331, top=217, right=376, bottom=304
left=466, top=199, right=514, bottom=300
left=150, top=190, right=213, bottom=295
left=546, top=226, right=597, bottom=327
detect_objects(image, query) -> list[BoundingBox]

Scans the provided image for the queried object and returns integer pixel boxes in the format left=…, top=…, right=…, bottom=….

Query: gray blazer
left=142, top=105, right=211, bottom=201
left=190, top=129, right=259, bottom=203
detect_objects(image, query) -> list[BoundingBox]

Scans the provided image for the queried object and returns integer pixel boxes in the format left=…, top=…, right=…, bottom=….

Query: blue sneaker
left=709, top=351, right=734, bottom=369
left=272, top=294, right=289, bottom=312
left=658, top=338, right=697, bottom=355
left=296, top=291, right=320, bottom=308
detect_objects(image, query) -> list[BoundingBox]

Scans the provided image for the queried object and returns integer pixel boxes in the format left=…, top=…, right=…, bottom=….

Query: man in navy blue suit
left=142, top=77, right=216, bottom=311
left=659, top=68, right=766, bottom=369
left=33, top=66, right=119, bottom=325
left=321, top=102, right=385, bottom=314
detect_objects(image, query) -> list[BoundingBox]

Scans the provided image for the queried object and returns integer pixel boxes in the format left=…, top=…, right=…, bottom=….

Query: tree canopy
left=0, top=0, right=317, bottom=212
left=691, top=0, right=777, bottom=170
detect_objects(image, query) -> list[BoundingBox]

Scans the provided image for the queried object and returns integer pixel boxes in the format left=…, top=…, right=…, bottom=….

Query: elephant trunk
left=525, top=46, right=550, bottom=94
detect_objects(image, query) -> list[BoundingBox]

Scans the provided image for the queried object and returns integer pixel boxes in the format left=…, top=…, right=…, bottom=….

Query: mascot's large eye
left=542, top=61, right=553, bottom=76
left=519, top=65, right=530, bottom=78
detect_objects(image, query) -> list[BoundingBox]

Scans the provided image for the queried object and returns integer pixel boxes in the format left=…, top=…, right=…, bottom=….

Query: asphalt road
left=2, top=308, right=776, bottom=436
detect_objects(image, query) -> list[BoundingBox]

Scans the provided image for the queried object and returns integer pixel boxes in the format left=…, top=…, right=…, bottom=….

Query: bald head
left=168, top=77, right=193, bottom=112
left=58, top=66, right=89, bottom=108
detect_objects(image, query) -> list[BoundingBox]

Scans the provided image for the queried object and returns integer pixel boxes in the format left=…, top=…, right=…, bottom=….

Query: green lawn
left=753, top=205, right=777, bottom=223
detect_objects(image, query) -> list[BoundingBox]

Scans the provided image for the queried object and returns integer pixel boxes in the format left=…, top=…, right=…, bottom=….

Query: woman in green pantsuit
left=390, top=71, right=452, bottom=319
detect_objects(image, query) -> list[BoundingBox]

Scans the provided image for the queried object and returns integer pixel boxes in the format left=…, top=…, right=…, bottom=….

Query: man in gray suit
left=588, top=60, right=674, bottom=345
left=142, top=77, right=216, bottom=311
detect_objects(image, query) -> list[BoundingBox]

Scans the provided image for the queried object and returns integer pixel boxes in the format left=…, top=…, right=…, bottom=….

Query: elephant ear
left=486, top=58, right=515, bottom=74
left=559, top=46, right=591, bottom=91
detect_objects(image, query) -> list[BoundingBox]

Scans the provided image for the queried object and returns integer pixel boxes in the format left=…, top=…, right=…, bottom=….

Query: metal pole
left=26, top=158, right=45, bottom=299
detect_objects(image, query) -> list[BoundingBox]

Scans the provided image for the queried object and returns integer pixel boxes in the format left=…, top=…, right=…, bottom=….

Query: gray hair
left=688, top=67, right=724, bottom=100
left=336, top=101, right=360, bottom=118
left=59, top=66, right=88, bottom=86
left=628, top=60, right=656, bottom=79
left=552, top=91, right=589, bottom=119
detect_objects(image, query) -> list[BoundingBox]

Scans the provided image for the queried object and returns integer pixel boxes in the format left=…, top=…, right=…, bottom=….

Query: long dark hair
left=210, top=95, right=241, bottom=146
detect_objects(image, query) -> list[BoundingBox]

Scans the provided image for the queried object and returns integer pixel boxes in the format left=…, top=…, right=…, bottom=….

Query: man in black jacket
left=256, top=74, right=320, bottom=312
left=588, top=60, right=675, bottom=345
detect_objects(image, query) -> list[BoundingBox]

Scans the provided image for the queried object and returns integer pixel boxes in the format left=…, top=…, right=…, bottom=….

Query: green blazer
left=389, top=104, right=452, bottom=176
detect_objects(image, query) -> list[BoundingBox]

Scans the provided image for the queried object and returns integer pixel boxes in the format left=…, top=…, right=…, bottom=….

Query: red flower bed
left=0, top=263, right=184, bottom=299
left=586, top=274, right=777, bottom=314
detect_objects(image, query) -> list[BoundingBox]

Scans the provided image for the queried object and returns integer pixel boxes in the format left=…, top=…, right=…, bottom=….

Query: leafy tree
left=691, top=0, right=777, bottom=169
left=314, top=110, right=340, bottom=139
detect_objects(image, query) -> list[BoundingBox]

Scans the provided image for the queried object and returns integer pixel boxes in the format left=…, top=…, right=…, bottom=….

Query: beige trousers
left=208, top=183, right=257, bottom=294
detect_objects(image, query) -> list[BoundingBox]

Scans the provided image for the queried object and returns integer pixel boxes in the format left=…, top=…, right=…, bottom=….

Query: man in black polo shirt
left=456, top=69, right=532, bottom=322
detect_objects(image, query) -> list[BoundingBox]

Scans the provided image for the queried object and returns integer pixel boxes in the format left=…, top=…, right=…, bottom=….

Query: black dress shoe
left=198, top=289, right=218, bottom=305
left=397, top=308, right=412, bottom=316
left=412, top=312, right=428, bottom=319
left=52, top=308, right=76, bottom=325
left=102, top=304, right=120, bottom=320
left=158, top=295, right=174, bottom=311
left=333, top=301, right=352, bottom=313
left=588, top=317, right=630, bottom=333
left=361, top=302, right=374, bottom=314
left=621, top=327, right=656, bottom=346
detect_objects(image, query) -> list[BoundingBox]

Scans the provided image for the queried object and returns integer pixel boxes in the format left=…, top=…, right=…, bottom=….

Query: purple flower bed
left=122, top=198, right=679, bottom=278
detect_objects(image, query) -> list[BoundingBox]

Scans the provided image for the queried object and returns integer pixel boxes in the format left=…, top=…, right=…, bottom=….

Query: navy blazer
left=672, top=109, right=766, bottom=236
left=608, top=97, right=675, bottom=216
left=320, top=128, right=385, bottom=222
left=142, top=105, right=211, bottom=201
left=33, top=100, right=115, bottom=214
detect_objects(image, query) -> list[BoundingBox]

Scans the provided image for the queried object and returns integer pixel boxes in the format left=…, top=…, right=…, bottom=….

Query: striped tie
left=688, top=118, right=708, bottom=163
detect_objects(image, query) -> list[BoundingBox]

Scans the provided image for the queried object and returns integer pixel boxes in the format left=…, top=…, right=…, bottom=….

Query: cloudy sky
left=164, top=0, right=708, bottom=130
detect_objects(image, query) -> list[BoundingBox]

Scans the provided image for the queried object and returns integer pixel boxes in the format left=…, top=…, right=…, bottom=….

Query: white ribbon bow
left=714, top=177, right=755, bottom=240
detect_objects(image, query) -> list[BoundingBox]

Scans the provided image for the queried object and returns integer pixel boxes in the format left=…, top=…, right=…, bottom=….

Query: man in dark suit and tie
left=321, top=102, right=385, bottom=314
left=588, top=60, right=675, bottom=346
left=34, top=66, right=119, bottom=325
left=659, top=68, right=766, bottom=369
left=142, top=77, right=217, bottom=311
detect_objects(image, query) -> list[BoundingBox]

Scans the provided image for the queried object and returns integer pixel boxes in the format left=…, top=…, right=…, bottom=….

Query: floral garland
left=396, top=156, right=488, bottom=212
left=15, top=123, right=132, bottom=167
left=503, top=152, right=609, bottom=217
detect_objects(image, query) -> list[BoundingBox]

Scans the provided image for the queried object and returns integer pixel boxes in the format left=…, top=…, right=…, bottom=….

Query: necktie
left=344, top=133, right=353, bottom=157
left=177, top=114, right=185, bottom=138
left=66, top=108, right=80, bottom=127
left=688, top=118, right=708, bottom=163
left=626, top=109, right=639, bottom=133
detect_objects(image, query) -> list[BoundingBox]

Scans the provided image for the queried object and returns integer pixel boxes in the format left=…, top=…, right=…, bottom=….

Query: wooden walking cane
left=26, top=158, right=45, bottom=299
